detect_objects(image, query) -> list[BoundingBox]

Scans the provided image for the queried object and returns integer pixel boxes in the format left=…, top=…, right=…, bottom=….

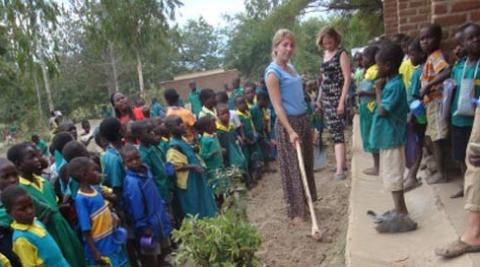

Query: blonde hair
left=271, top=29, right=295, bottom=59
left=316, top=26, right=342, bottom=49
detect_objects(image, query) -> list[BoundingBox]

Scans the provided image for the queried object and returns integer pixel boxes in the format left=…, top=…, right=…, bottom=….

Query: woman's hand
left=288, top=130, right=300, bottom=144
left=336, top=101, right=345, bottom=115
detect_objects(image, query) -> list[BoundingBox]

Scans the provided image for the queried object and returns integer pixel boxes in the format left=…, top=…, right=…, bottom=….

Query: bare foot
left=403, top=177, right=422, bottom=193
left=363, top=167, right=379, bottom=176
left=426, top=173, right=448, bottom=184
left=292, top=217, right=305, bottom=225
left=450, top=187, right=464, bottom=199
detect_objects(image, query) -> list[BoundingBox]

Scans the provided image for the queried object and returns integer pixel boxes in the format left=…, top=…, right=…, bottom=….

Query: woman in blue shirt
left=265, top=29, right=317, bottom=225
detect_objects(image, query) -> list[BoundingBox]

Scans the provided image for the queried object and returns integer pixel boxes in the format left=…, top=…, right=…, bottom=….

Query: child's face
left=123, top=150, right=143, bottom=172
left=408, top=48, right=425, bottom=66
left=362, top=54, right=375, bottom=69
left=453, top=31, right=465, bottom=59
left=84, top=160, right=102, bottom=185
left=113, top=93, right=128, bottom=112
left=171, top=119, right=187, bottom=136
left=205, top=119, right=216, bottom=134
left=258, top=97, right=269, bottom=108
left=236, top=97, right=248, bottom=112
left=217, top=106, right=230, bottom=125
left=18, top=146, right=42, bottom=175
left=206, top=95, right=217, bottom=108
left=420, top=27, right=440, bottom=54
left=244, top=87, right=255, bottom=102
left=140, top=124, right=157, bottom=145
left=82, top=122, right=90, bottom=132
left=464, top=25, right=480, bottom=57
left=0, top=162, right=18, bottom=190
left=375, top=54, right=390, bottom=78
left=10, top=194, right=35, bottom=225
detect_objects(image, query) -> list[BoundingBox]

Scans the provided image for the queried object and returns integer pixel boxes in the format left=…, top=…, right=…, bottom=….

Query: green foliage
left=172, top=211, right=262, bottom=267
left=209, top=167, right=248, bottom=218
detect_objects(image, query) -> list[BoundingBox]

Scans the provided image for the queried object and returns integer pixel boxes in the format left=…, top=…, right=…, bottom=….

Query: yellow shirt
left=399, top=58, right=415, bottom=89
left=364, top=64, right=378, bottom=81
left=11, top=220, right=47, bottom=267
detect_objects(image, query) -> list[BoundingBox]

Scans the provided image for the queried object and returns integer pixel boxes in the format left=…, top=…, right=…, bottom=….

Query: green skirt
left=359, top=102, right=379, bottom=153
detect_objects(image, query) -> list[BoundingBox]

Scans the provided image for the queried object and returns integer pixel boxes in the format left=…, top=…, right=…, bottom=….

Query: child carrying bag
left=454, top=59, right=480, bottom=117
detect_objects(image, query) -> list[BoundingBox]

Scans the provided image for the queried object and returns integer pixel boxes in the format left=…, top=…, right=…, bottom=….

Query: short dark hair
left=256, top=90, right=270, bottom=102
left=363, top=45, right=380, bottom=63
left=199, top=88, right=215, bottom=106
left=130, top=121, right=149, bottom=138
left=164, top=115, right=182, bottom=129
left=49, top=132, right=74, bottom=155
left=195, top=116, right=213, bottom=134
left=62, top=141, right=89, bottom=162
left=376, top=41, right=404, bottom=72
left=216, top=91, right=229, bottom=104
left=164, top=88, right=179, bottom=106
left=7, top=142, right=32, bottom=165
left=424, top=23, right=442, bottom=40
left=99, top=117, right=122, bottom=142
left=119, top=144, right=139, bottom=160
left=67, top=156, right=92, bottom=182
left=1, top=185, right=28, bottom=211
left=408, top=38, right=423, bottom=53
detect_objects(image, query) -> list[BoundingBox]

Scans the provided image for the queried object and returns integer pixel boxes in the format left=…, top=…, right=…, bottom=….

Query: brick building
left=383, top=0, right=480, bottom=47
left=158, top=69, right=240, bottom=100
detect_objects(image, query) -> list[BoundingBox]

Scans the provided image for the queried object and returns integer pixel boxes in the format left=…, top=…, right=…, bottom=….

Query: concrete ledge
left=345, top=116, right=474, bottom=267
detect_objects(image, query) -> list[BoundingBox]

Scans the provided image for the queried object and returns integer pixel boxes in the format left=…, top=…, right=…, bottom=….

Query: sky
left=176, top=0, right=245, bottom=27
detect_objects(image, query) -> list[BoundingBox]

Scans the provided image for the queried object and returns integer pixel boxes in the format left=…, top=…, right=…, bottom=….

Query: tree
left=176, top=17, right=223, bottom=72
left=97, top=0, right=182, bottom=95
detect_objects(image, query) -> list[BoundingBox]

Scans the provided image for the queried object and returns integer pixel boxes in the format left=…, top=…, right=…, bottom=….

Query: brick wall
left=158, top=70, right=240, bottom=101
left=384, top=0, right=480, bottom=43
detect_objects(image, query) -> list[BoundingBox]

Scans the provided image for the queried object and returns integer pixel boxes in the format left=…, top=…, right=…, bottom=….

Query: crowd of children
left=0, top=75, right=291, bottom=266
left=354, top=22, right=480, bottom=242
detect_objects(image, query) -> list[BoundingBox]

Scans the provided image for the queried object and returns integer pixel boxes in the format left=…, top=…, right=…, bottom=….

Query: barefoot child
left=121, top=145, right=172, bottom=266
left=0, top=159, right=22, bottom=267
left=419, top=24, right=451, bottom=184
left=404, top=39, right=427, bottom=192
left=369, top=42, right=417, bottom=233
left=7, top=143, right=86, bottom=267
left=2, top=185, right=70, bottom=267
left=69, top=157, right=128, bottom=266
left=165, top=115, right=218, bottom=218
left=449, top=24, right=480, bottom=198
left=357, top=45, right=380, bottom=176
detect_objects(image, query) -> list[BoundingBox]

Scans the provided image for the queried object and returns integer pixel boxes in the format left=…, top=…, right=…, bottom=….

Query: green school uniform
left=216, top=122, right=247, bottom=170
left=158, top=137, right=170, bottom=161
left=451, top=58, right=480, bottom=127
left=139, top=144, right=173, bottom=203
left=369, top=75, right=409, bottom=150
left=101, top=145, right=125, bottom=189
left=0, top=201, right=11, bottom=228
left=358, top=65, right=379, bottom=153
left=167, top=137, right=218, bottom=218
left=189, top=90, right=202, bottom=117
left=19, top=175, right=85, bottom=267
left=199, top=133, right=224, bottom=183
left=250, top=105, right=265, bottom=137
left=236, top=109, right=261, bottom=167
left=36, top=139, right=49, bottom=157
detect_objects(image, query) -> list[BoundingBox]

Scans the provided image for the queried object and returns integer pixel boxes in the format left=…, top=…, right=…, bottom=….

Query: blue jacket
left=122, top=166, right=172, bottom=240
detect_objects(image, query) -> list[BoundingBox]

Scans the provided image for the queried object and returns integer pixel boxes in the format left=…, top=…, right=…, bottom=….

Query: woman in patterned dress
left=265, top=29, right=317, bottom=225
left=315, top=27, right=351, bottom=180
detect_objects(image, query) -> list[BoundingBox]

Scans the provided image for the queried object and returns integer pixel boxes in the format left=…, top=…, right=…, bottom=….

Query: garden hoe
left=295, top=141, right=323, bottom=241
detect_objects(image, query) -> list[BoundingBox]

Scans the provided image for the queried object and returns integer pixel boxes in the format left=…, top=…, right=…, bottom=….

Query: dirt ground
left=246, top=132, right=352, bottom=267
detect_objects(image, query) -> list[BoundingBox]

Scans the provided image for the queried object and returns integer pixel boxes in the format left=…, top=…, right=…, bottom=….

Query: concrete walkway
left=345, top=116, right=480, bottom=267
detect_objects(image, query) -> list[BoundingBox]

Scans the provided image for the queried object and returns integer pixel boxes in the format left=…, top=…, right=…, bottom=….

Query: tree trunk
left=40, top=62, right=54, bottom=112
left=109, top=42, right=119, bottom=93
left=33, top=69, right=43, bottom=116
left=135, top=50, right=145, bottom=97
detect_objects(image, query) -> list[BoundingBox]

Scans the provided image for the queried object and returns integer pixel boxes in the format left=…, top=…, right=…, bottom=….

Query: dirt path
left=246, top=135, right=351, bottom=267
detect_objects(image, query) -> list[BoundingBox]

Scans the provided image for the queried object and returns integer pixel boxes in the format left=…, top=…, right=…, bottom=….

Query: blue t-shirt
left=75, top=187, right=119, bottom=264
left=407, top=64, right=423, bottom=105
left=265, top=62, right=307, bottom=116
